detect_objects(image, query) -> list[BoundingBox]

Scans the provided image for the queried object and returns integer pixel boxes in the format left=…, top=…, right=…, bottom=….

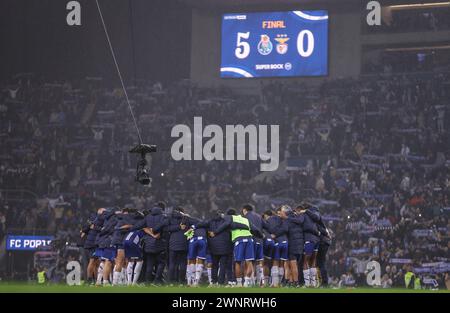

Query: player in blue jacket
left=263, top=206, right=289, bottom=287
left=305, top=205, right=332, bottom=287
left=92, top=208, right=107, bottom=285
left=166, top=207, right=190, bottom=285
left=299, top=202, right=321, bottom=287
left=140, top=206, right=168, bottom=284
left=284, top=206, right=305, bottom=287
left=262, top=210, right=276, bottom=286
left=97, top=208, right=118, bottom=286
left=80, top=209, right=102, bottom=285
left=206, top=210, right=233, bottom=285
left=111, top=208, right=136, bottom=285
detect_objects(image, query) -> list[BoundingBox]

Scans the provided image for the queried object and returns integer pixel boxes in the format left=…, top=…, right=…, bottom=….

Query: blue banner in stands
left=6, top=235, right=54, bottom=251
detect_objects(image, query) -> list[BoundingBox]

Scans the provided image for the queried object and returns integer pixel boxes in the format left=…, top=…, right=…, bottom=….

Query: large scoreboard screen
left=220, top=10, right=328, bottom=78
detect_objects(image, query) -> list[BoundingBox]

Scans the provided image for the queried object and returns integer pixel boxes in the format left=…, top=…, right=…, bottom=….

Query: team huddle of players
left=80, top=202, right=332, bottom=287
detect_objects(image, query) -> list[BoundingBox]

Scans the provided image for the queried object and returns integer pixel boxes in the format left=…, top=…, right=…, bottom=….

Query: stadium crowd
left=0, top=68, right=449, bottom=288
left=363, top=5, right=450, bottom=33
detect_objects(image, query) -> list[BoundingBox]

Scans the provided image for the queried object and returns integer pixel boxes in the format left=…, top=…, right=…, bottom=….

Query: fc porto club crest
left=275, top=34, right=289, bottom=55
left=257, top=34, right=273, bottom=55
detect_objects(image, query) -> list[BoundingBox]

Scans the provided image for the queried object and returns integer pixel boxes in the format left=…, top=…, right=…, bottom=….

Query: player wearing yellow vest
left=404, top=271, right=415, bottom=288
left=414, top=276, right=421, bottom=290
left=210, top=209, right=255, bottom=287
left=37, top=268, right=47, bottom=284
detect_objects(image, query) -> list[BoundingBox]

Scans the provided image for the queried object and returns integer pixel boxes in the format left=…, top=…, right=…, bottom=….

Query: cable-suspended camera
left=95, top=0, right=158, bottom=186
left=129, top=144, right=157, bottom=186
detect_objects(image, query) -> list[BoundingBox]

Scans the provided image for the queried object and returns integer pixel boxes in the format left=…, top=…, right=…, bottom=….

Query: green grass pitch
left=0, top=283, right=448, bottom=293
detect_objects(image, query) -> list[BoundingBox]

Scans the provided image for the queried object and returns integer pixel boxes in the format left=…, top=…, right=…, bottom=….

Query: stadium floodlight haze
left=0, top=0, right=448, bottom=307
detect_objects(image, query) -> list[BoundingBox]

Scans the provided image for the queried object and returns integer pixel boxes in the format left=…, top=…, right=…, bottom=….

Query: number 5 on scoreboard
left=235, top=32, right=250, bottom=59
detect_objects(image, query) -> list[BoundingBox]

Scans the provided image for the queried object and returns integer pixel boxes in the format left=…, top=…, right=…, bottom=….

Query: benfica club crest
left=257, top=34, right=273, bottom=55
left=275, top=34, right=289, bottom=55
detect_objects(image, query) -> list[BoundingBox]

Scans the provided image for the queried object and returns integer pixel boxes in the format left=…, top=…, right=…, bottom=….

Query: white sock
left=96, top=262, right=104, bottom=285
left=195, top=263, right=204, bottom=286
left=310, top=267, right=317, bottom=287
left=186, top=264, right=192, bottom=285
left=271, top=266, right=279, bottom=287
left=187, top=264, right=195, bottom=286
left=303, top=269, right=311, bottom=287
left=133, top=261, right=143, bottom=285
left=236, top=277, right=243, bottom=287
left=255, top=265, right=264, bottom=286
left=207, top=267, right=212, bottom=284
left=264, top=276, right=270, bottom=287
left=127, top=262, right=134, bottom=285
left=259, top=267, right=265, bottom=285
left=103, top=273, right=111, bottom=286
left=244, top=276, right=252, bottom=287
left=279, top=266, right=285, bottom=282
left=112, top=270, right=121, bottom=286
left=121, top=268, right=127, bottom=285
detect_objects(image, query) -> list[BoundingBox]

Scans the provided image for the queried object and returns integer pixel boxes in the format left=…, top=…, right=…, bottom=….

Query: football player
left=263, top=206, right=289, bottom=287
left=123, top=229, right=145, bottom=285
left=262, top=210, right=276, bottom=287
left=80, top=208, right=103, bottom=285
left=184, top=215, right=209, bottom=287
left=241, top=204, right=265, bottom=286
left=98, top=208, right=118, bottom=286
left=299, top=202, right=321, bottom=287
left=211, top=209, right=256, bottom=287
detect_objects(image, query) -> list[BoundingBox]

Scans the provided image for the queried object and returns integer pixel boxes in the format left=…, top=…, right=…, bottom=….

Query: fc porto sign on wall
left=221, top=10, right=328, bottom=78
left=6, top=235, right=54, bottom=251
